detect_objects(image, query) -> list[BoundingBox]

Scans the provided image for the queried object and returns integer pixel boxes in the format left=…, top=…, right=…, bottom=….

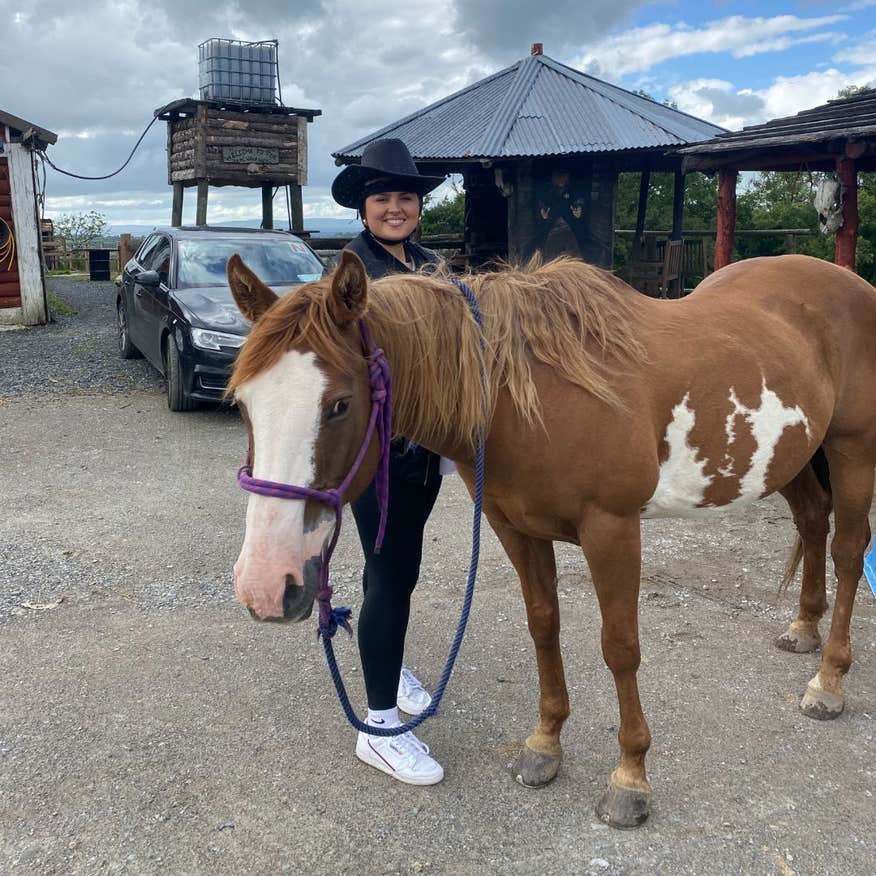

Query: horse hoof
left=775, top=623, right=820, bottom=654
left=800, top=683, right=844, bottom=720
left=512, top=743, right=561, bottom=788
left=595, top=779, right=651, bottom=829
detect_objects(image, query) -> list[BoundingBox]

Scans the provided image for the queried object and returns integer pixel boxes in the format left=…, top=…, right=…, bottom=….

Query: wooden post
left=835, top=157, right=858, bottom=271
left=714, top=168, right=737, bottom=271
left=5, top=143, right=46, bottom=325
left=671, top=170, right=685, bottom=240
left=196, top=179, right=208, bottom=226
left=633, top=168, right=650, bottom=263
left=288, top=184, right=304, bottom=232
left=261, top=185, right=274, bottom=230
left=171, top=183, right=184, bottom=227
left=669, top=170, right=686, bottom=296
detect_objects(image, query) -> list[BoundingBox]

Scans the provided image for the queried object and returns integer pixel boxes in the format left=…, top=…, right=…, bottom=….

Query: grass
left=47, top=292, right=79, bottom=317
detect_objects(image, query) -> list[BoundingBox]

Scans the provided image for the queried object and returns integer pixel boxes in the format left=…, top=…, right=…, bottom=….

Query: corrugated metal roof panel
left=335, top=67, right=518, bottom=159
left=333, top=53, right=726, bottom=162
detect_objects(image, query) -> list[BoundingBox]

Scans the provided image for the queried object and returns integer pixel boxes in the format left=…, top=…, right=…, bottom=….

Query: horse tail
left=779, top=535, right=804, bottom=595
left=779, top=446, right=832, bottom=596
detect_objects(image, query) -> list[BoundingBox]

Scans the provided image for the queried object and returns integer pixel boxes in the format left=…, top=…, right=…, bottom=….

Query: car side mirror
left=137, top=270, right=161, bottom=288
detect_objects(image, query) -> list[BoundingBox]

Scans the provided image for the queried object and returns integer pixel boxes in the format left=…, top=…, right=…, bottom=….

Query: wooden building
left=333, top=46, right=725, bottom=271
left=0, top=110, right=56, bottom=326
left=679, top=90, right=876, bottom=272
left=154, top=98, right=321, bottom=231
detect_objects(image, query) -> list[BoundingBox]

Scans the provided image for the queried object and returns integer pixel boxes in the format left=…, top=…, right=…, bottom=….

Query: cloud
left=450, top=0, right=643, bottom=59
left=669, top=64, right=876, bottom=131
left=574, top=14, right=849, bottom=78
left=6, top=1, right=876, bottom=227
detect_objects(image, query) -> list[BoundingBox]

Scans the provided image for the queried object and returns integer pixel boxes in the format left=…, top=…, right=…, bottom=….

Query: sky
left=3, top=0, right=875, bottom=231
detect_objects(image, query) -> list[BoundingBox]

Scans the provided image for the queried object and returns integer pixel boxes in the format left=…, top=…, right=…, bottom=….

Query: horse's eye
left=328, top=398, right=350, bottom=420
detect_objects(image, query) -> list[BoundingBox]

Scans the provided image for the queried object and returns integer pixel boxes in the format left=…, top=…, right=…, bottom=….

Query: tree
left=53, top=211, right=110, bottom=250
left=421, top=188, right=464, bottom=236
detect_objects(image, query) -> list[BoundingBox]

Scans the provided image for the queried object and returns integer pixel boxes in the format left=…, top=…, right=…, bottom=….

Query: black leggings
left=351, top=455, right=442, bottom=710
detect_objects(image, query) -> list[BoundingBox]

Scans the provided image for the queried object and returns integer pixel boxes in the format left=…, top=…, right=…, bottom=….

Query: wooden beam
left=261, top=185, right=273, bottom=230
left=671, top=170, right=685, bottom=240
left=835, top=157, right=858, bottom=271
left=6, top=144, right=46, bottom=324
left=196, top=179, right=208, bottom=225
left=634, top=168, right=650, bottom=242
left=171, top=183, right=184, bottom=227
left=288, top=184, right=304, bottom=232
left=714, top=169, right=737, bottom=271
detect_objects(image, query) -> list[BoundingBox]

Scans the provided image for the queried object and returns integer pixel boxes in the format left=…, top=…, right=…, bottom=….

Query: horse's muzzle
left=245, top=556, right=322, bottom=624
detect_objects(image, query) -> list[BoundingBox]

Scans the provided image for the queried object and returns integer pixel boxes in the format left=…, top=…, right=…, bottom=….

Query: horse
left=225, top=249, right=876, bottom=828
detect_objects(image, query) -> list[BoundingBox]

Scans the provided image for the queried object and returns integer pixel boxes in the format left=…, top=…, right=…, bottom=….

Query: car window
left=175, top=237, right=325, bottom=289
left=134, top=234, right=161, bottom=268
left=142, top=236, right=172, bottom=286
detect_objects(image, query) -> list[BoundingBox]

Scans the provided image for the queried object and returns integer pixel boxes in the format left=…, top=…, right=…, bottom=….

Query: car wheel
left=165, top=335, right=196, bottom=412
left=117, top=299, right=142, bottom=359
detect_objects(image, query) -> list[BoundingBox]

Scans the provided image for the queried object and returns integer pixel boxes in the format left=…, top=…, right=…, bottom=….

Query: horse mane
left=229, top=256, right=648, bottom=450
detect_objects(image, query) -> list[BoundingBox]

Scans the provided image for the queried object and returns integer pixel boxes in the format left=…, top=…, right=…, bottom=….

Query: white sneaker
left=397, top=666, right=433, bottom=715
left=356, top=727, right=444, bottom=785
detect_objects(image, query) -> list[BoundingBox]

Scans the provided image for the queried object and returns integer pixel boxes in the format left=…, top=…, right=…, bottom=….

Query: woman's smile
left=364, top=191, right=421, bottom=241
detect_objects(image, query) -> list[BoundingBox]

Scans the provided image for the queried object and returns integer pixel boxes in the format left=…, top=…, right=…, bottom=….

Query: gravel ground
left=0, top=277, right=160, bottom=398
left=1, top=278, right=874, bottom=875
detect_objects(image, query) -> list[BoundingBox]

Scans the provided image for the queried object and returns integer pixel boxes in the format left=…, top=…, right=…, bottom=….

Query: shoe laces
left=399, top=666, right=426, bottom=695
left=392, top=730, right=430, bottom=759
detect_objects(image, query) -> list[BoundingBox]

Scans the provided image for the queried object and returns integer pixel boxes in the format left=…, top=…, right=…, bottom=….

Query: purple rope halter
left=237, top=319, right=392, bottom=637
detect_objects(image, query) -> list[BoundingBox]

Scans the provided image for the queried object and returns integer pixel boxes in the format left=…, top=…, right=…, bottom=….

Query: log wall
left=0, top=139, right=22, bottom=310
left=167, top=107, right=307, bottom=187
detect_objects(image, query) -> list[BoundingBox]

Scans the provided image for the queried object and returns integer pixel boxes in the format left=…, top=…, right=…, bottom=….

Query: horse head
left=226, top=250, right=380, bottom=622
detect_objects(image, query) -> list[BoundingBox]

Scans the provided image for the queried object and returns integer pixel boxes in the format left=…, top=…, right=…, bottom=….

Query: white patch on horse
left=724, top=379, right=811, bottom=508
left=233, top=350, right=329, bottom=617
left=643, top=380, right=811, bottom=519
left=642, top=393, right=711, bottom=518
left=236, top=350, right=326, bottom=488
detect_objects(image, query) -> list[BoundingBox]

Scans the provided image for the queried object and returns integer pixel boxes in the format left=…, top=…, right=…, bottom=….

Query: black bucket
left=88, top=249, right=111, bottom=282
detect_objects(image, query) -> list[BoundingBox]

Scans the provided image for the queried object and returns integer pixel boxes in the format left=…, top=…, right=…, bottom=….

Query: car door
left=132, top=234, right=172, bottom=367
left=122, top=234, right=160, bottom=353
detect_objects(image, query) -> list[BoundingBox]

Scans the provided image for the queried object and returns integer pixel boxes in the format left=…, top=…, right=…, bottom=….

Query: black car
left=117, top=226, right=326, bottom=410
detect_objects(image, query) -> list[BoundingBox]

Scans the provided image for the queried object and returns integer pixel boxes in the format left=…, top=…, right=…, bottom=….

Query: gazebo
left=333, top=45, right=725, bottom=269
left=679, top=90, right=876, bottom=272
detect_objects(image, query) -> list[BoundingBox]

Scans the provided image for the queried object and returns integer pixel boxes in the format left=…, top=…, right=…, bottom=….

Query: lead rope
left=319, top=277, right=486, bottom=737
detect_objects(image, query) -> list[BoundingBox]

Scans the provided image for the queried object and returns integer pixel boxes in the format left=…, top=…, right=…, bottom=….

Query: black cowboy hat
left=331, top=138, right=445, bottom=209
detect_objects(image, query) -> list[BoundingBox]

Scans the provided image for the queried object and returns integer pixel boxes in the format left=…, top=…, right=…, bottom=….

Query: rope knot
left=318, top=605, right=353, bottom=640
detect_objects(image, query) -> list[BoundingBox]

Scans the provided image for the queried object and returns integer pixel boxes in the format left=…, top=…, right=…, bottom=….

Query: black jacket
left=344, top=230, right=441, bottom=484
left=344, top=229, right=439, bottom=280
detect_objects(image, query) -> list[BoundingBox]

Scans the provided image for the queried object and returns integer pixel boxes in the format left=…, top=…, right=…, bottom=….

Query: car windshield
left=175, top=237, right=325, bottom=289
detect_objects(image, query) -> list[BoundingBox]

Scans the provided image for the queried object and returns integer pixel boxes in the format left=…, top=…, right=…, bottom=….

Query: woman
left=331, top=139, right=447, bottom=785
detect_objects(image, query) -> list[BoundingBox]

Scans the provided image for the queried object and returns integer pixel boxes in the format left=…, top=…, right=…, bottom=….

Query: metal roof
left=0, top=109, right=57, bottom=146
left=154, top=98, right=321, bottom=122
left=333, top=53, right=726, bottom=162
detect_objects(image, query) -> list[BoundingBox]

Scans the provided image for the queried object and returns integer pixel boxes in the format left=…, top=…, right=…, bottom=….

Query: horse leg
left=491, top=522, right=569, bottom=788
left=800, top=449, right=874, bottom=720
left=579, top=510, right=652, bottom=829
left=776, top=460, right=831, bottom=653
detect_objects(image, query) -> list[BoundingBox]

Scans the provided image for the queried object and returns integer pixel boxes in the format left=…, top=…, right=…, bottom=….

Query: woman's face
left=363, top=191, right=420, bottom=241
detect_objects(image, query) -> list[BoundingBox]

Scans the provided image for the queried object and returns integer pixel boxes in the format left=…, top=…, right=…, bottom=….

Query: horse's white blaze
left=234, top=350, right=329, bottom=618
left=643, top=380, right=811, bottom=519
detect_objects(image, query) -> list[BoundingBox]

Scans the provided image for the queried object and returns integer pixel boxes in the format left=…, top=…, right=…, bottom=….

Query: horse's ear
left=227, top=254, right=279, bottom=323
left=329, top=249, right=368, bottom=325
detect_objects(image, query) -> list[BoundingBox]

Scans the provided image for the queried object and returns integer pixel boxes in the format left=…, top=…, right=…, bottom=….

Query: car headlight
left=190, top=328, right=246, bottom=352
